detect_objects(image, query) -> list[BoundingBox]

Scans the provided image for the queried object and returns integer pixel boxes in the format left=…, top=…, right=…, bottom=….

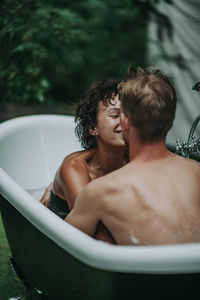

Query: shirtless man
left=65, top=67, right=200, bottom=245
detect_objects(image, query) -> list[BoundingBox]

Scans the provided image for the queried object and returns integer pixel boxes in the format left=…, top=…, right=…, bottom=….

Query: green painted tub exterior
left=1, top=197, right=200, bottom=299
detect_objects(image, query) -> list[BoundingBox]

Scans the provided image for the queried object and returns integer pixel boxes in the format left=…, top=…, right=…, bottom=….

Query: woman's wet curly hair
left=75, top=78, right=121, bottom=149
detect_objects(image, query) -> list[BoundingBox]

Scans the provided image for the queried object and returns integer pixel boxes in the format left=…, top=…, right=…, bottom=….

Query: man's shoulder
left=174, top=155, right=200, bottom=180
left=85, top=176, right=107, bottom=194
left=88, top=164, right=129, bottom=193
left=188, top=158, right=200, bottom=176
left=179, top=156, right=200, bottom=169
left=77, top=179, right=106, bottom=210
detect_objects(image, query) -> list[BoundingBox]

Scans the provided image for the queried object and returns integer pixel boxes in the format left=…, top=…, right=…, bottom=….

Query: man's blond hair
left=119, top=67, right=177, bottom=142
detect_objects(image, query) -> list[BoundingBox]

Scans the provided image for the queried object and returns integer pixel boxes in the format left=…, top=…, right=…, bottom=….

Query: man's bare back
left=96, top=152, right=200, bottom=245
left=66, top=150, right=200, bottom=245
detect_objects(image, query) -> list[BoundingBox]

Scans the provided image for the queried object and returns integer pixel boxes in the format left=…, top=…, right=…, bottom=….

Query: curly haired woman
left=40, top=79, right=128, bottom=243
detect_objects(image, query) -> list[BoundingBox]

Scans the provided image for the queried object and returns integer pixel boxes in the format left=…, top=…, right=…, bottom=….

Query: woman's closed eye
left=108, top=107, right=120, bottom=118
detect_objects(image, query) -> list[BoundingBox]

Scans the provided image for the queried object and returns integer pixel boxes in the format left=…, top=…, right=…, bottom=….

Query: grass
left=0, top=213, right=26, bottom=299
left=0, top=214, right=42, bottom=300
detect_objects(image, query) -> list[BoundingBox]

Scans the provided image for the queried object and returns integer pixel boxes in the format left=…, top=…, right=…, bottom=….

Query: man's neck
left=129, top=136, right=171, bottom=162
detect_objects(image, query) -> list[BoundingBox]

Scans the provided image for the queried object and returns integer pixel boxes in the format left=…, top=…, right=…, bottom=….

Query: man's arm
left=64, top=182, right=101, bottom=237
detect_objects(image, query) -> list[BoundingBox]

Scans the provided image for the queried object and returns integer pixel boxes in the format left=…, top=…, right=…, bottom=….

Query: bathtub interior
left=1, top=114, right=200, bottom=276
left=0, top=114, right=81, bottom=200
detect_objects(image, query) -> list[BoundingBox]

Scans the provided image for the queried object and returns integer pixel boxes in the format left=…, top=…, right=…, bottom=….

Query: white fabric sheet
left=148, top=0, right=200, bottom=148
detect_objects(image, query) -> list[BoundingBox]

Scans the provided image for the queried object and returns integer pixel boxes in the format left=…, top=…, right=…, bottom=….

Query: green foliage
left=0, top=0, right=173, bottom=104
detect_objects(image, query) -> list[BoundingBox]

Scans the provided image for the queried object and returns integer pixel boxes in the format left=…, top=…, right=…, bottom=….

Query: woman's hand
left=40, top=182, right=53, bottom=207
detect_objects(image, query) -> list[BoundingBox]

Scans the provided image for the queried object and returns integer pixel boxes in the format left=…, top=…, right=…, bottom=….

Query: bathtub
left=0, top=114, right=200, bottom=299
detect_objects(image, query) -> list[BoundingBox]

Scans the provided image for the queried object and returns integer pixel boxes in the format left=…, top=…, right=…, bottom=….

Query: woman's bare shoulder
left=60, top=149, right=95, bottom=174
left=54, top=150, right=95, bottom=194
left=65, top=149, right=95, bottom=160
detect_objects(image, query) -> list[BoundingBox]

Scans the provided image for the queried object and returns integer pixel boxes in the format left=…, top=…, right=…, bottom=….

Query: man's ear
left=120, top=112, right=130, bottom=132
left=89, top=127, right=98, bottom=136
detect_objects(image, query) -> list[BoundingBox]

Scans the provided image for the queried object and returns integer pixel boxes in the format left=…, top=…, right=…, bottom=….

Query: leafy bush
left=0, top=0, right=172, bottom=104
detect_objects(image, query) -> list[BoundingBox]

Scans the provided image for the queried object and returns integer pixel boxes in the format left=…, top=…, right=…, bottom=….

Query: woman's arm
left=41, top=150, right=115, bottom=244
left=57, top=154, right=91, bottom=210
left=40, top=151, right=91, bottom=207
left=40, top=182, right=53, bottom=206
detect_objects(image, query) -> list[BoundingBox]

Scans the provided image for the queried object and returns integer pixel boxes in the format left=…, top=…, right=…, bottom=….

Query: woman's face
left=94, top=95, right=125, bottom=148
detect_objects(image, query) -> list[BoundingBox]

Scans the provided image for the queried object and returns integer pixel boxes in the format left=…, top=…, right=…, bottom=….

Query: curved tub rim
left=0, top=115, right=200, bottom=275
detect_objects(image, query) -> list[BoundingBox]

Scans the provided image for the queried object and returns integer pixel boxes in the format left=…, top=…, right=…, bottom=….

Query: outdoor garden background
left=1, top=0, right=199, bottom=299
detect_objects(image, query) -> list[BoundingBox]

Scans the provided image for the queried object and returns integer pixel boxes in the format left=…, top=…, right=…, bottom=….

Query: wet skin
left=41, top=96, right=128, bottom=244
left=66, top=113, right=200, bottom=245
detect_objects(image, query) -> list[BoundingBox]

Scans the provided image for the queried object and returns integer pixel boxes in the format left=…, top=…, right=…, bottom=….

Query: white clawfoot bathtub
left=0, top=115, right=200, bottom=299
